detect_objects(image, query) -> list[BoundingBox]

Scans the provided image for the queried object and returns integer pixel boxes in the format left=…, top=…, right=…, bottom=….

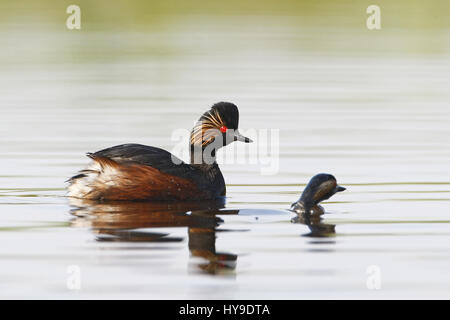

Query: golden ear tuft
left=190, top=109, right=226, bottom=146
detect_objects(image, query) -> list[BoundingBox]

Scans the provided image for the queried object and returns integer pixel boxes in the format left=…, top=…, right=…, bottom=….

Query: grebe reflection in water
left=68, top=173, right=346, bottom=275
left=69, top=198, right=240, bottom=275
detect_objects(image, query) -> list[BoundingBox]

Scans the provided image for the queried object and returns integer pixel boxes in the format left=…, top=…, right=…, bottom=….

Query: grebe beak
left=336, top=185, right=346, bottom=192
left=234, top=131, right=253, bottom=143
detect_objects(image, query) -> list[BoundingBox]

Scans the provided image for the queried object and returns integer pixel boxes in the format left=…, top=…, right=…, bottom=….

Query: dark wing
left=91, top=144, right=195, bottom=177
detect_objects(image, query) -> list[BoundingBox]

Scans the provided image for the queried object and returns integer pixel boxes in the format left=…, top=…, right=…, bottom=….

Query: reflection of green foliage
left=0, top=0, right=449, bottom=65
left=0, top=0, right=449, bottom=29
left=0, top=222, right=70, bottom=232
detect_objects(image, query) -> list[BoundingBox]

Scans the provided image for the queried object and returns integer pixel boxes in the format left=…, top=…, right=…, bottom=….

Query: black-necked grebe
left=67, top=102, right=252, bottom=201
left=290, top=173, right=346, bottom=215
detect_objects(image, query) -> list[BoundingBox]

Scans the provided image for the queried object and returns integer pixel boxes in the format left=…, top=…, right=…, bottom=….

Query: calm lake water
left=1, top=4, right=450, bottom=298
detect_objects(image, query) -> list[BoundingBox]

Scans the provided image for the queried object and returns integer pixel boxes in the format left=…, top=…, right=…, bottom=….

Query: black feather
left=91, top=144, right=195, bottom=177
left=66, top=173, right=86, bottom=183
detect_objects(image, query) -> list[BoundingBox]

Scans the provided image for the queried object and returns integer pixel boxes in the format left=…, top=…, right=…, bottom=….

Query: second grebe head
left=291, top=173, right=346, bottom=215
left=190, top=102, right=253, bottom=150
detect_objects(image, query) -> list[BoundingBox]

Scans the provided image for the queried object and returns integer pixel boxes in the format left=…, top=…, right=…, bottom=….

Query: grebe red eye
left=220, top=126, right=227, bottom=133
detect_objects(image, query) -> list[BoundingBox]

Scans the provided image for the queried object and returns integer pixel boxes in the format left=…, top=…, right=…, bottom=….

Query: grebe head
left=190, top=102, right=252, bottom=162
left=291, top=173, right=346, bottom=215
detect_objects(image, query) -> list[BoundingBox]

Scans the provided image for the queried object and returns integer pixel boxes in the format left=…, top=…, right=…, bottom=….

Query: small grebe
left=67, top=102, right=252, bottom=201
left=290, top=173, right=346, bottom=215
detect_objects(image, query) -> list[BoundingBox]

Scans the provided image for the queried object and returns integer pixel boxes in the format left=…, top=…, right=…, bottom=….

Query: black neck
left=189, top=145, right=217, bottom=166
